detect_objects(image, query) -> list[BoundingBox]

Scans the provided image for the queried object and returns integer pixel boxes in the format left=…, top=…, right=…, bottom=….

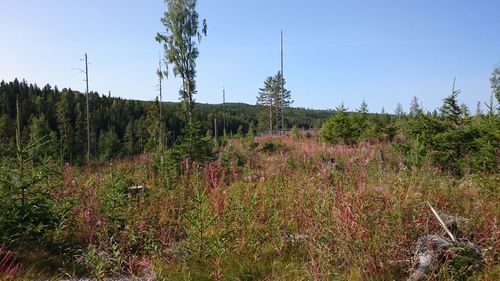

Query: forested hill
left=0, top=79, right=332, bottom=162
left=195, top=102, right=333, bottom=130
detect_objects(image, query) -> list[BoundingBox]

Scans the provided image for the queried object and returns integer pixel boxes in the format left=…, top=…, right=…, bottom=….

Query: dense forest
left=0, top=79, right=332, bottom=163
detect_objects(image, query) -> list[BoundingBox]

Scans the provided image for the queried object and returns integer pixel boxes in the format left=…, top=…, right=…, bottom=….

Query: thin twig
left=427, top=201, right=456, bottom=242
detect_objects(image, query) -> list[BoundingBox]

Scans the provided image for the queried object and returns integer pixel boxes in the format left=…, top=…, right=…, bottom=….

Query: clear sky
left=1, top=0, right=499, bottom=113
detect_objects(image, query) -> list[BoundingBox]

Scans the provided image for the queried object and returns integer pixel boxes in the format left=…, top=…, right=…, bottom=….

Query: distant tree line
left=0, top=79, right=331, bottom=163
left=2, top=67, right=498, bottom=171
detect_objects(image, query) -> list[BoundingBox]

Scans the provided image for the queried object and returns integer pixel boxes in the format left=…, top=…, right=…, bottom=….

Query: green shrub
left=0, top=160, right=59, bottom=247
left=405, top=135, right=427, bottom=169
left=320, top=107, right=355, bottom=144
left=439, top=245, right=483, bottom=280
left=172, top=121, right=215, bottom=163
left=291, top=125, right=300, bottom=140
left=259, top=140, right=287, bottom=154
left=221, top=145, right=245, bottom=168
left=98, top=128, right=122, bottom=160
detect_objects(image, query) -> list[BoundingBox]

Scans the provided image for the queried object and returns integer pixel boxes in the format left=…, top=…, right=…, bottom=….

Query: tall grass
left=4, top=135, right=499, bottom=280
left=0, top=245, right=20, bottom=280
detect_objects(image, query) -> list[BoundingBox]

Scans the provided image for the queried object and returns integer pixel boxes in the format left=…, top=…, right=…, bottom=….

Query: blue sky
left=1, top=0, right=499, bottom=113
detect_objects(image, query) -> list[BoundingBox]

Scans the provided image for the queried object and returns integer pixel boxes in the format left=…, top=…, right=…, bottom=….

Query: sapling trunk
left=16, top=92, right=25, bottom=209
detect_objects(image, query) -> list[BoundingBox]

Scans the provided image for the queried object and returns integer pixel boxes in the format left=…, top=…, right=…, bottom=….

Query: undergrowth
left=1, top=136, right=498, bottom=280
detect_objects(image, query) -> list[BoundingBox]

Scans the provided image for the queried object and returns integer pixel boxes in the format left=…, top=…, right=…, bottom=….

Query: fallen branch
left=407, top=235, right=453, bottom=281
left=407, top=205, right=483, bottom=280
